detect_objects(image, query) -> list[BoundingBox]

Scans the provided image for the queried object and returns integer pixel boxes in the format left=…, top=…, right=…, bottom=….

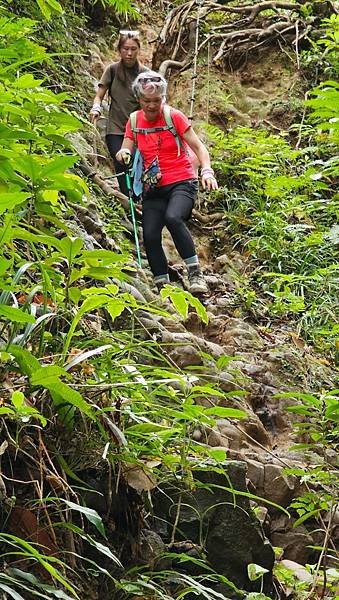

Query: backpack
left=130, top=106, right=185, bottom=196
left=130, top=105, right=185, bottom=157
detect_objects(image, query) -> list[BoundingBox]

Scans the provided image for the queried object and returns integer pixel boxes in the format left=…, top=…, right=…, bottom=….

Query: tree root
left=154, top=0, right=329, bottom=68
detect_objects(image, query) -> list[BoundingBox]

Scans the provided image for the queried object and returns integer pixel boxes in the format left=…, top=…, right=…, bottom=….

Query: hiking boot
left=187, top=266, right=209, bottom=294
left=155, top=280, right=170, bottom=293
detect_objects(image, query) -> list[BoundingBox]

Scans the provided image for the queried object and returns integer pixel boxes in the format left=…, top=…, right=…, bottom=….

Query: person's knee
left=143, top=228, right=161, bottom=248
left=165, top=213, right=183, bottom=231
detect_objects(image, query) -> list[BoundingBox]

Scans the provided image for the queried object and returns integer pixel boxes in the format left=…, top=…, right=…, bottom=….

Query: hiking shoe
left=156, top=281, right=168, bottom=293
left=187, top=267, right=209, bottom=294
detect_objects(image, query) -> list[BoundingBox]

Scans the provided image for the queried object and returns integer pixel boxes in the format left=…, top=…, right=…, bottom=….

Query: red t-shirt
left=125, top=107, right=195, bottom=187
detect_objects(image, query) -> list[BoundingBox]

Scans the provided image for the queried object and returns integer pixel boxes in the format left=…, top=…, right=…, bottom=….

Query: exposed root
left=154, top=0, right=331, bottom=70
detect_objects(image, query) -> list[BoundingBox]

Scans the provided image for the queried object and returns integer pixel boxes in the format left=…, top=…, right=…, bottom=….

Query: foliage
left=205, top=51, right=339, bottom=358
left=301, top=13, right=339, bottom=83
left=272, top=389, right=339, bottom=600
left=0, top=8, right=254, bottom=599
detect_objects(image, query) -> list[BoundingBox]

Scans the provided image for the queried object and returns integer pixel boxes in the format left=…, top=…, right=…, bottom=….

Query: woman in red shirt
left=116, top=71, right=218, bottom=294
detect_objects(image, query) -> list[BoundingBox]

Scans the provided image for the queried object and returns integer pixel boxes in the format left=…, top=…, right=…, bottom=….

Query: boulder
left=152, top=460, right=275, bottom=593
left=263, top=464, right=298, bottom=507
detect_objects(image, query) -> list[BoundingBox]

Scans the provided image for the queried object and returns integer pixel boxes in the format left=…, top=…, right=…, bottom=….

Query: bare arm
left=115, top=137, right=135, bottom=165
left=183, top=126, right=218, bottom=190
left=89, top=85, right=108, bottom=123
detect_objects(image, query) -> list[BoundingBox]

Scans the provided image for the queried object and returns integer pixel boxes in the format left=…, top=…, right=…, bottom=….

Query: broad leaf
left=0, top=306, right=35, bottom=324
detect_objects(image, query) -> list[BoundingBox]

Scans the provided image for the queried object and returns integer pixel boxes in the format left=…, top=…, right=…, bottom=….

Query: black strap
left=108, top=64, right=116, bottom=97
left=132, top=125, right=171, bottom=134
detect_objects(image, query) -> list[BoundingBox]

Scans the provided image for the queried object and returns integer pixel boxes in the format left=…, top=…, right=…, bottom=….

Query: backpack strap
left=130, top=106, right=185, bottom=157
left=130, top=110, right=138, bottom=144
left=163, top=105, right=184, bottom=157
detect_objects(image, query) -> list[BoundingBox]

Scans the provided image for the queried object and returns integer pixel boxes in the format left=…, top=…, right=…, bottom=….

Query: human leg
left=106, top=134, right=129, bottom=196
left=142, top=194, right=169, bottom=286
left=164, top=180, right=208, bottom=294
left=164, top=179, right=197, bottom=259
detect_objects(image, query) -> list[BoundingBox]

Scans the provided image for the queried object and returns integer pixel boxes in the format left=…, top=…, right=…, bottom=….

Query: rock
left=280, top=559, right=313, bottom=583
left=138, top=529, right=169, bottom=569
left=153, top=461, right=275, bottom=592
left=207, top=430, right=223, bottom=447
left=206, top=316, right=265, bottom=350
left=243, top=418, right=272, bottom=447
left=270, top=515, right=314, bottom=564
left=246, top=458, right=265, bottom=493
left=218, top=419, right=245, bottom=451
left=165, top=343, right=203, bottom=367
left=263, top=464, right=298, bottom=507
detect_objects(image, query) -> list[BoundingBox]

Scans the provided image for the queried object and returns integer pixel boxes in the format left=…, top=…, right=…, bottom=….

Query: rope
left=188, top=0, right=203, bottom=122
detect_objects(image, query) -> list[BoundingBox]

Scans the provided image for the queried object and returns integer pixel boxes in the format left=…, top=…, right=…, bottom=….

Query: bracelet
left=91, top=103, right=102, bottom=113
left=201, top=167, right=215, bottom=176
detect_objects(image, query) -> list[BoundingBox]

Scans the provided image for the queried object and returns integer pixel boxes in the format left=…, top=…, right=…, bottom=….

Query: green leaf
left=57, top=523, right=122, bottom=567
left=15, top=156, right=41, bottom=183
left=247, top=563, right=269, bottom=581
left=0, top=192, right=30, bottom=214
left=106, top=300, right=125, bottom=320
left=292, top=509, right=320, bottom=527
left=35, top=0, right=63, bottom=19
left=0, top=306, right=35, bottom=324
left=63, top=294, right=111, bottom=357
left=56, top=454, right=88, bottom=485
left=30, top=365, right=66, bottom=387
left=48, top=381, right=94, bottom=420
left=126, top=423, right=171, bottom=434
left=61, top=500, right=105, bottom=537
left=11, top=391, right=25, bottom=409
left=0, top=584, right=25, bottom=600
left=39, top=156, right=78, bottom=179
left=204, top=406, right=247, bottom=419
left=0, top=407, right=15, bottom=416
left=57, top=237, right=83, bottom=264
left=82, top=249, right=127, bottom=262
left=64, top=345, right=112, bottom=371
left=8, top=346, right=41, bottom=377
left=163, top=287, right=188, bottom=318
left=207, top=448, right=227, bottom=462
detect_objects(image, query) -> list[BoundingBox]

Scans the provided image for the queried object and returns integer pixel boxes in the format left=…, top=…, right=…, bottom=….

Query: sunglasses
left=119, top=30, right=140, bottom=36
left=139, top=76, right=162, bottom=84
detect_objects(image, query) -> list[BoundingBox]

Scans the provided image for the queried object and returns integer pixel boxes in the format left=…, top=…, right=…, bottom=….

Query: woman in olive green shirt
left=90, top=31, right=148, bottom=196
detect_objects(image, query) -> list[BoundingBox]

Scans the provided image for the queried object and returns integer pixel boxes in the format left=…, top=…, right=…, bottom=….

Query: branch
left=159, top=59, right=190, bottom=77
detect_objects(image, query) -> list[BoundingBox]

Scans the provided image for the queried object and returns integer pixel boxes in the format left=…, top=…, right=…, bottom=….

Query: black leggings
left=142, top=179, right=198, bottom=277
left=106, top=134, right=129, bottom=197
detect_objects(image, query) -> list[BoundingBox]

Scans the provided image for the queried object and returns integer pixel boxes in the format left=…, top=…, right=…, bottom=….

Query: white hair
left=132, top=71, right=168, bottom=99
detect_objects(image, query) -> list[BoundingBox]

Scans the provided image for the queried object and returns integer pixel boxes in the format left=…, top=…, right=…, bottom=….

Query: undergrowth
left=205, top=53, right=338, bottom=360
left=0, top=2, right=338, bottom=600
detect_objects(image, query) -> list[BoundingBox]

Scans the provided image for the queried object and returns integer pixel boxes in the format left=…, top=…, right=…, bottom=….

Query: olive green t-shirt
left=99, top=61, right=149, bottom=135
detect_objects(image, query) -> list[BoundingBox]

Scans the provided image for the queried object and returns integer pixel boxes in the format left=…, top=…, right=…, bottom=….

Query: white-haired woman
left=116, top=71, right=218, bottom=294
